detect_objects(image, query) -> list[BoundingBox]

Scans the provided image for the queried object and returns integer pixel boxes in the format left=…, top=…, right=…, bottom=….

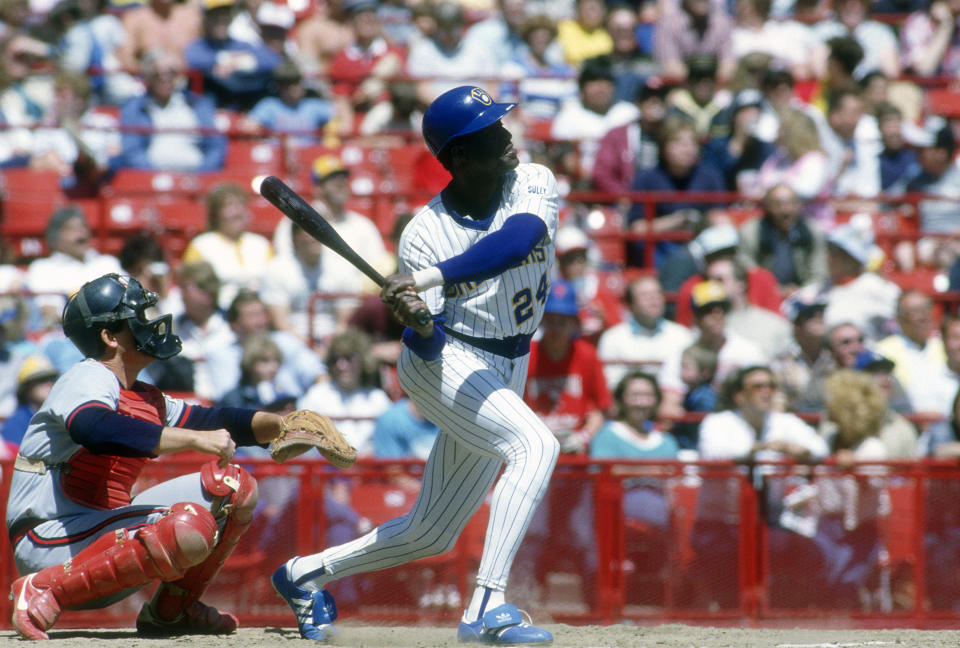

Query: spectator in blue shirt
left=628, top=114, right=727, bottom=267
left=118, top=48, right=226, bottom=171
left=590, top=370, right=679, bottom=460
left=673, top=343, right=718, bottom=449
left=876, top=102, right=918, bottom=193
left=372, top=398, right=440, bottom=460
left=239, top=60, right=338, bottom=142
left=1, top=355, right=58, bottom=448
left=184, top=0, right=282, bottom=110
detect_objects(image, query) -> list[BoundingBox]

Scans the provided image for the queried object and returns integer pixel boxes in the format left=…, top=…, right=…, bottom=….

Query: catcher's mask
left=62, top=273, right=182, bottom=360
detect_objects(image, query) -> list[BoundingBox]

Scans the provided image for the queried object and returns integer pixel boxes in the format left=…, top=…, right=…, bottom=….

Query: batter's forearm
left=412, top=213, right=547, bottom=289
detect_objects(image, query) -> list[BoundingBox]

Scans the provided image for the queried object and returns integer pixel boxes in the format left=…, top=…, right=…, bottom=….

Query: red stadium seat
left=0, top=168, right=64, bottom=199
left=224, top=138, right=283, bottom=175
left=102, top=196, right=205, bottom=256
left=926, top=88, right=960, bottom=119
left=106, top=169, right=203, bottom=196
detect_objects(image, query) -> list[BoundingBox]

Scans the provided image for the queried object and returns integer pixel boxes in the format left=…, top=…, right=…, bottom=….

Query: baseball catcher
left=5, top=273, right=353, bottom=641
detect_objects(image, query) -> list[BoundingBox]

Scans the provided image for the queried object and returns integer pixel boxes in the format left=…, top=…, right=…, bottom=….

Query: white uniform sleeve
left=512, top=164, right=559, bottom=243
left=47, top=360, right=119, bottom=422
left=163, top=393, right=189, bottom=427
left=398, top=212, right=445, bottom=316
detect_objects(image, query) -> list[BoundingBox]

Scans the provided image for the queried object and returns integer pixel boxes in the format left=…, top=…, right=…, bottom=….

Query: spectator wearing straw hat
left=0, top=355, right=58, bottom=448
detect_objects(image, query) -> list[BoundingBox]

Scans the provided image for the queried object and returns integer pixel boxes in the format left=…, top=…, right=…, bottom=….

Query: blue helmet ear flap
left=421, top=86, right=516, bottom=157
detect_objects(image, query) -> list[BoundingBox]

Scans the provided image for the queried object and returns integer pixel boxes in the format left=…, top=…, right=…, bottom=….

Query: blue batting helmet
left=421, top=86, right=517, bottom=157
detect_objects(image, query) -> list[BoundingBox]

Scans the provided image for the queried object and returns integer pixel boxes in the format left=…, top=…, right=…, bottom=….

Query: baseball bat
left=258, top=176, right=432, bottom=327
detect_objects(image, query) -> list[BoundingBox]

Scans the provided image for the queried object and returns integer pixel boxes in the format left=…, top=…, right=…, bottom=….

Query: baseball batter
left=273, top=86, right=560, bottom=645
left=5, top=274, right=329, bottom=640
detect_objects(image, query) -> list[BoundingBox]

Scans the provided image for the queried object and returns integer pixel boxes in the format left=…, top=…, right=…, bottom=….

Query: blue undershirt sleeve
left=435, top=213, right=547, bottom=285
left=67, top=405, right=163, bottom=456
left=181, top=405, right=259, bottom=447
left=402, top=314, right=447, bottom=361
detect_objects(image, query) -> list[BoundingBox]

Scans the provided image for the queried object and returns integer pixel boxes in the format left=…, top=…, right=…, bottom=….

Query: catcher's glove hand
left=270, top=409, right=357, bottom=467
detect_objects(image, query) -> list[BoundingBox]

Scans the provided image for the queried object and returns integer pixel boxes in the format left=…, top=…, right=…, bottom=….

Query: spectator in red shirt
left=327, top=0, right=405, bottom=131
left=669, top=223, right=782, bottom=328
left=524, top=279, right=613, bottom=455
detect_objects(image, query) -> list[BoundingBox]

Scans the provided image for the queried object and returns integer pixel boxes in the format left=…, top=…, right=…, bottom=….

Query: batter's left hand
left=381, top=273, right=416, bottom=306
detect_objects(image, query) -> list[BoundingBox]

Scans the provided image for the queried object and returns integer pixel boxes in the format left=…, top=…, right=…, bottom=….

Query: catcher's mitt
left=270, top=409, right=357, bottom=467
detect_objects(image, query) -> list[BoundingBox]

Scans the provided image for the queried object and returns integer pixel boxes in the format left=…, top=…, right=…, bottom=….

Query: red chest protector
left=62, top=383, right=166, bottom=509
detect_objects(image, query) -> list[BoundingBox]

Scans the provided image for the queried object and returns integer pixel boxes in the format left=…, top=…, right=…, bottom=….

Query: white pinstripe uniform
left=296, top=163, right=561, bottom=593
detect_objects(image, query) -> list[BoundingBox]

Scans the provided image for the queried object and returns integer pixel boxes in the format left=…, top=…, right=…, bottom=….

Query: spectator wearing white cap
left=554, top=224, right=624, bottom=344
left=597, top=273, right=694, bottom=391
left=665, top=223, right=782, bottom=327
left=782, top=221, right=900, bottom=341
left=229, top=0, right=296, bottom=55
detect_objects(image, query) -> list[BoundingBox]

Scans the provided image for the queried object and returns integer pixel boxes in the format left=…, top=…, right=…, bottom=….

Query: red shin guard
left=11, top=502, right=218, bottom=639
left=149, top=462, right=258, bottom=622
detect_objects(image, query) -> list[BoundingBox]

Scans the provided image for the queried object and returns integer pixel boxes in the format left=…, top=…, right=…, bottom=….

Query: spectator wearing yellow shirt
left=557, top=0, right=613, bottom=65
left=182, top=183, right=274, bottom=310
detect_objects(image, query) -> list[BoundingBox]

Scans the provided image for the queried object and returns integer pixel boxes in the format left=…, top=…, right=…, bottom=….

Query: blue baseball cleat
left=271, top=562, right=338, bottom=641
left=457, top=603, right=553, bottom=645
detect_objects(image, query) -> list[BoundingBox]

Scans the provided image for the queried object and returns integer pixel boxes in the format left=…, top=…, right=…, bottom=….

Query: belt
left=14, top=454, right=68, bottom=475
left=445, top=328, right=532, bottom=359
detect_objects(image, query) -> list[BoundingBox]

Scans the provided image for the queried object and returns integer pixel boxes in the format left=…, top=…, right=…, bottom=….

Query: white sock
left=287, top=556, right=331, bottom=591
left=464, top=586, right=505, bottom=622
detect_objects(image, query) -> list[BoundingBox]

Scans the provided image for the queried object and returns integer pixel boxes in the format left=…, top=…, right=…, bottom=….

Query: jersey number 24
left=512, top=272, right=549, bottom=325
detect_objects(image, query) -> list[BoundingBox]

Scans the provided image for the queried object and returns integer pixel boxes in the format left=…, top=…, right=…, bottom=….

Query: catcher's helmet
left=62, top=274, right=182, bottom=360
left=421, top=86, right=517, bottom=157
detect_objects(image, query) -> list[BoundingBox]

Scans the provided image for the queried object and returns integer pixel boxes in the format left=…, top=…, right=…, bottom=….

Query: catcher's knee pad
left=138, top=502, right=220, bottom=578
left=30, top=504, right=218, bottom=610
left=200, top=461, right=258, bottom=524
left=150, top=464, right=258, bottom=618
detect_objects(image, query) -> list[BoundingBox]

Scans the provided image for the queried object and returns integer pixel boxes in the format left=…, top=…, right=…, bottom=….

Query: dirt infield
left=2, top=623, right=960, bottom=647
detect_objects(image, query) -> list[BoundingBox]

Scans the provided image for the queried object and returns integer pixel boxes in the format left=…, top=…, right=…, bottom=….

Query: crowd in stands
left=1, top=0, right=960, bottom=610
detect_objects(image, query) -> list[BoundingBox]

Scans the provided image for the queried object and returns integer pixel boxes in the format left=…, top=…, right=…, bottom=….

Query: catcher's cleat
left=271, top=562, right=338, bottom=641
left=457, top=604, right=553, bottom=645
left=10, top=574, right=60, bottom=641
left=135, top=599, right=238, bottom=636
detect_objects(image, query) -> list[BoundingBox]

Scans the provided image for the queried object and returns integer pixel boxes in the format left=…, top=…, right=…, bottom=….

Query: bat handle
left=414, top=307, right=432, bottom=328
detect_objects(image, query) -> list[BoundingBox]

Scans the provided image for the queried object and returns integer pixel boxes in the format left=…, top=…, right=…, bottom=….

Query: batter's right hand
left=381, top=273, right=416, bottom=306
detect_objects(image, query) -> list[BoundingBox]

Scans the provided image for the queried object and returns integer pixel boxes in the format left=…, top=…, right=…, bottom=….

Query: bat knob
left=414, top=308, right=432, bottom=327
